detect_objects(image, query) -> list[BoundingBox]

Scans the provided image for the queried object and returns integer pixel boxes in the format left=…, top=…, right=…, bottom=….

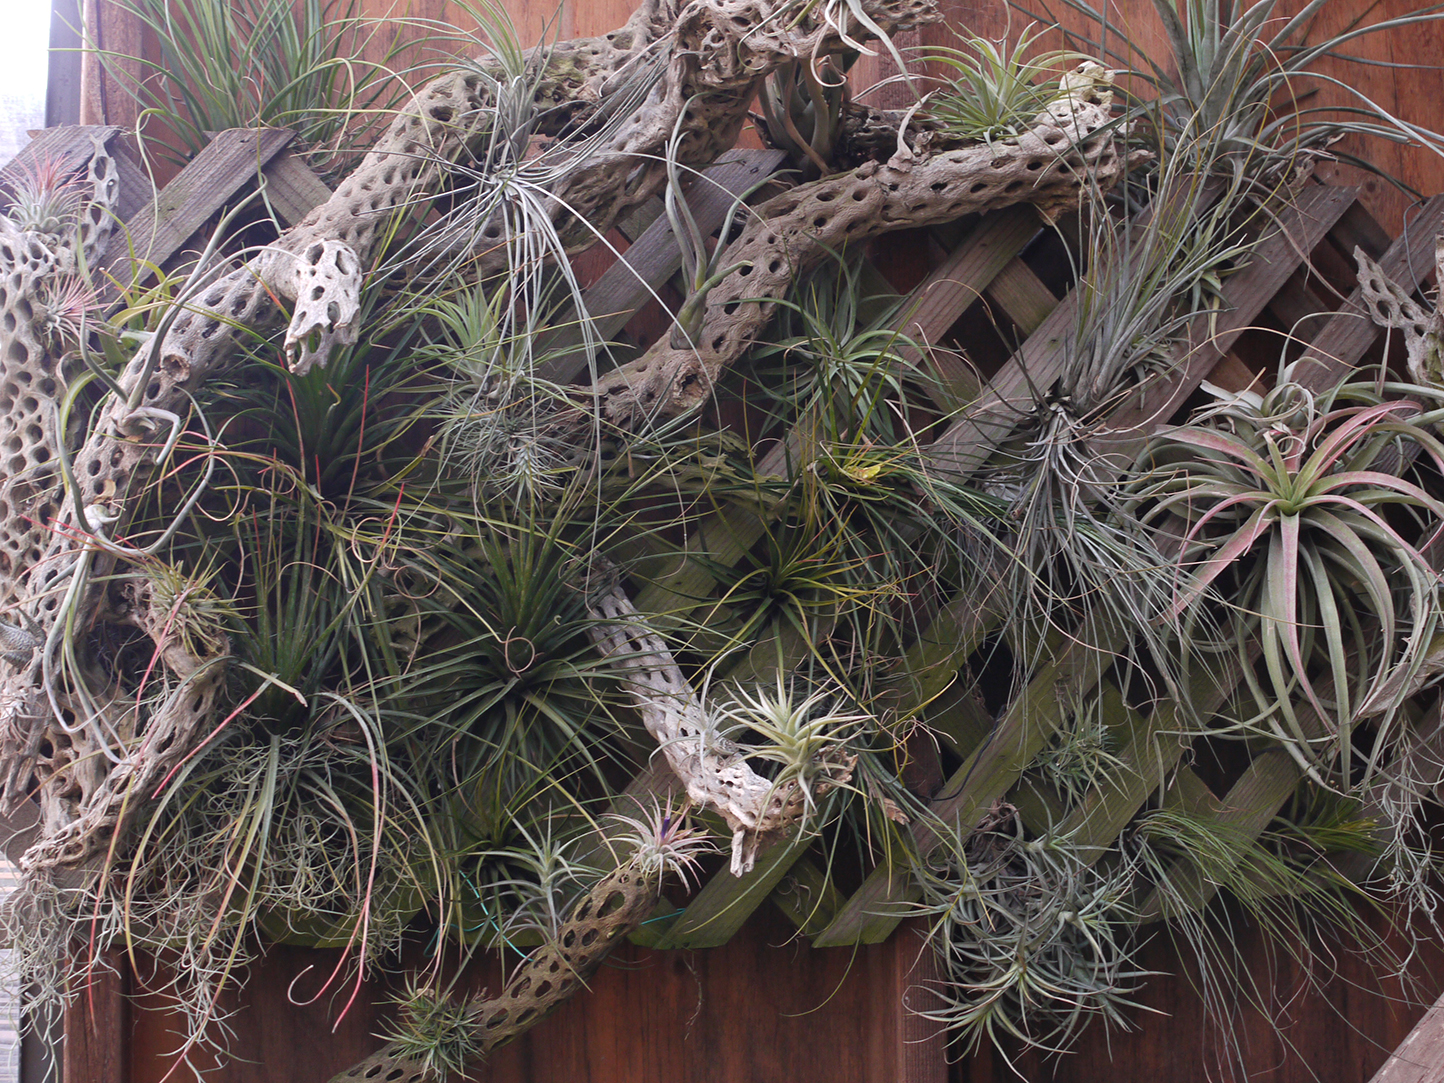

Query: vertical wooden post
left=79, top=0, right=144, bottom=129
left=64, top=953, right=129, bottom=1083
left=886, top=922, right=949, bottom=1083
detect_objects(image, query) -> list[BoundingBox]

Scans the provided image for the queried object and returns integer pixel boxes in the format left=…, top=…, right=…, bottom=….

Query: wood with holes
left=21, top=0, right=1444, bottom=1075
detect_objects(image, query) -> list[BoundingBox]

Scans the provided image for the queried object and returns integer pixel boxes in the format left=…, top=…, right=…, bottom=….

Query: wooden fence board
left=653, top=831, right=814, bottom=949
left=63, top=952, right=128, bottom=1083
left=258, top=149, right=334, bottom=226
left=771, top=855, right=844, bottom=934
left=1294, top=194, right=1444, bottom=392
left=535, top=149, right=788, bottom=385
left=97, top=127, right=297, bottom=297
left=1370, top=989, right=1444, bottom=1083
left=984, top=256, right=1057, bottom=336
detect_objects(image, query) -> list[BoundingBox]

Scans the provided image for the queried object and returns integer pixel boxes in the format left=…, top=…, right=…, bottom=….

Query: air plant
left=710, top=673, right=868, bottom=825
left=103, top=0, right=413, bottom=169
left=915, top=806, right=1149, bottom=1058
left=420, top=281, right=575, bottom=499
left=924, top=27, right=1085, bottom=146
left=607, top=798, right=717, bottom=884
left=1120, top=799, right=1392, bottom=1069
left=1130, top=370, right=1444, bottom=786
left=3, top=153, right=88, bottom=236
left=757, top=57, right=852, bottom=177
left=981, top=146, right=1249, bottom=713
left=383, top=977, right=488, bottom=1081
left=1035, top=0, right=1444, bottom=187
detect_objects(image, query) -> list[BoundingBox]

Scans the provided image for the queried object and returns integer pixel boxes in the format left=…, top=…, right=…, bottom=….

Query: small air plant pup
left=1130, top=368, right=1444, bottom=787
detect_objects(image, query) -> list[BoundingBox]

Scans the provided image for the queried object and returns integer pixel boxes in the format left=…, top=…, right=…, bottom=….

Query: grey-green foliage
left=1032, top=0, right=1444, bottom=185
left=916, top=809, right=1148, bottom=1058
left=924, top=26, right=1083, bottom=146
left=105, top=0, right=414, bottom=169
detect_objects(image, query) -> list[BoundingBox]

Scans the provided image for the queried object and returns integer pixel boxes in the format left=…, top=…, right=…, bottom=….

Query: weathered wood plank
left=1329, top=196, right=1393, bottom=263
left=984, top=256, right=1057, bottom=336
left=771, top=855, right=845, bottom=934
left=63, top=952, right=129, bottom=1083
left=1294, top=194, right=1444, bottom=393
left=1370, top=987, right=1444, bottom=1083
left=259, top=150, right=334, bottom=227
left=654, top=830, right=813, bottom=948
left=535, top=149, right=788, bottom=385
left=97, top=127, right=297, bottom=296
left=109, top=140, right=156, bottom=222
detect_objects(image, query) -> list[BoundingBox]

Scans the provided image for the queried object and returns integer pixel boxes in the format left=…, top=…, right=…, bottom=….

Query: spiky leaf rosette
left=1131, top=372, right=1444, bottom=785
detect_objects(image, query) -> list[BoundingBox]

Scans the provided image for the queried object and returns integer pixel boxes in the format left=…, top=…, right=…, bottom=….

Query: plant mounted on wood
left=5, top=0, right=1444, bottom=1078
left=1132, top=372, right=1444, bottom=785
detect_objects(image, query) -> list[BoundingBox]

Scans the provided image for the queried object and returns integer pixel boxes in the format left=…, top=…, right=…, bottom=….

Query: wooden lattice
left=2, top=126, right=1441, bottom=959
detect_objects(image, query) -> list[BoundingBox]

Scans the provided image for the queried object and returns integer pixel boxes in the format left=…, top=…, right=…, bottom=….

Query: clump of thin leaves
left=1130, top=370, right=1444, bottom=786
left=915, top=806, right=1150, bottom=1058
left=1120, top=797, right=1398, bottom=1069
left=924, top=27, right=1084, bottom=145
left=1034, top=0, right=1444, bottom=187
left=1030, top=685, right=1130, bottom=808
left=710, top=674, right=868, bottom=824
left=980, top=143, right=1249, bottom=713
left=384, top=978, right=488, bottom=1081
left=103, top=0, right=414, bottom=169
left=757, top=57, right=853, bottom=177
left=607, top=799, right=717, bottom=885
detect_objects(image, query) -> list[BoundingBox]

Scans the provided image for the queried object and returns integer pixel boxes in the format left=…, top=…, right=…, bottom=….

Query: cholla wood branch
left=583, top=564, right=855, bottom=875
left=1355, top=241, right=1444, bottom=386
left=330, top=856, right=665, bottom=1083
left=0, top=0, right=1122, bottom=887
left=577, top=67, right=1122, bottom=430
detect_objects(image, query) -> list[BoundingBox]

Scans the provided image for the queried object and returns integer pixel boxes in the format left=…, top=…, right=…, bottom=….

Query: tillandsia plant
left=923, top=26, right=1086, bottom=147
left=1130, top=369, right=1444, bottom=786
left=103, top=0, right=417, bottom=170
left=915, top=805, right=1149, bottom=1059
left=8, top=0, right=1444, bottom=1076
left=1032, top=0, right=1444, bottom=190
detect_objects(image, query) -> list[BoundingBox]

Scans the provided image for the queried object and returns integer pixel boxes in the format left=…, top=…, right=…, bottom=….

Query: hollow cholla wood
left=329, top=860, right=663, bottom=1083
left=1354, top=242, right=1444, bottom=386
left=0, top=141, right=116, bottom=608
left=584, top=567, right=855, bottom=875
left=0, top=140, right=128, bottom=834
left=573, top=68, right=1122, bottom=433
left=0, top=0, right=941, bottom=866
left=16, top=575, right=231, bottom=871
